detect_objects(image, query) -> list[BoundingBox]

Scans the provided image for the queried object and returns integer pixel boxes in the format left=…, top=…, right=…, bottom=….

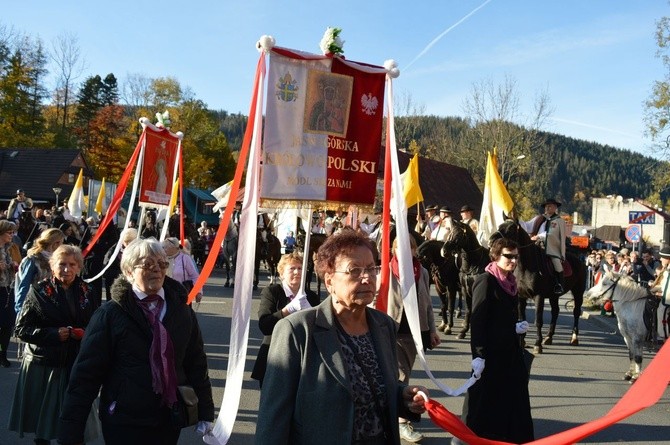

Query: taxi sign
left=625, top=224, right=641, bottom=243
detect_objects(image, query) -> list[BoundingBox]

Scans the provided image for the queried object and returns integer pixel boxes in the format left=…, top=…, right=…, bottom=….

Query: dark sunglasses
left=501, top=253, right=519, bottom=260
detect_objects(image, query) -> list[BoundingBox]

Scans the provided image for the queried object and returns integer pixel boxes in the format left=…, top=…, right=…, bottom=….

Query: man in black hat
left=460, top=204, right=479, bottom=234
left=431, top=206, right=453, bottom=242
left=416, top=204, right=440, bottom=241
left=521, top=198, right=567, bottom=294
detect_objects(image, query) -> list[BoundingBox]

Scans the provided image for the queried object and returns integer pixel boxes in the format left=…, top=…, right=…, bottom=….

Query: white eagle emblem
left=361, top=93, right=378, bottom=116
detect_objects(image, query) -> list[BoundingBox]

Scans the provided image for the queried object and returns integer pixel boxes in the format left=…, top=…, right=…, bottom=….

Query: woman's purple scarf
left=485, top=262, right=517, bottom=296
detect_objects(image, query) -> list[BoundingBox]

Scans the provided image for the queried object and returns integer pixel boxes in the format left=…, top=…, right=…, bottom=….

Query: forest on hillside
left=216, top=112, right=667, bottom=224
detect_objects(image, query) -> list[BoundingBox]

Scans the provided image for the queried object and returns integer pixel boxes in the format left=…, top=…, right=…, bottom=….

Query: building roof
left=592, top=225, right=624, bottom=243
left=380, top=151, right=483, bottom=216
left=0, top=148, right=93, bottom=203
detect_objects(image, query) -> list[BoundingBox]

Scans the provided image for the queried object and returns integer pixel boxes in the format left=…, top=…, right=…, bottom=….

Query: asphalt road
left=1, top=268, right=668, bottom=444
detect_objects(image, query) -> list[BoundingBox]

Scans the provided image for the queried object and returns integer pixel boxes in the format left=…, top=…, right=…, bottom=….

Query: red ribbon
left=186, top=53, right=266, bottom=304
left=83, top=132, right=144, bottom=257
left=425, top=340, right=670, bottom=444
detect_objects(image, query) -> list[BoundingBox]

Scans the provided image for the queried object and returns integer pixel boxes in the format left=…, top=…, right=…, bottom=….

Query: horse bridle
left=596, top=275, right=621, bottom=301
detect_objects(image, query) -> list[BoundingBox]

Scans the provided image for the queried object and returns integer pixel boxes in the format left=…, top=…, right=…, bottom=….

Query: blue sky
left=3, top=1, right=667, bottom=155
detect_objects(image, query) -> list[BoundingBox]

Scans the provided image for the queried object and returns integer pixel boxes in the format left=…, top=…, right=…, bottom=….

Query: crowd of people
left=4, top=188, right=670, bottom=445
left=0, top=190, right=214, bottom=444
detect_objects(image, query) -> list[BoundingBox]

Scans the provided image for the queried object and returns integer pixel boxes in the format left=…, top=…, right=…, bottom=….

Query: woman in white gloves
left=454, top=238, right=534, bottom=444
left=251, top=252, right=320, bottom=387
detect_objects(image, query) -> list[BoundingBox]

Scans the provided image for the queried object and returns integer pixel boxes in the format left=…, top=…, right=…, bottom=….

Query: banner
left=261, top=48, right=386, bottom=207
left=139, top=127, right=179, bottom=206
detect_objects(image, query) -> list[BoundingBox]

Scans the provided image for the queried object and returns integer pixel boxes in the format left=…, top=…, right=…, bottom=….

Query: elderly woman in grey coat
left=256, top=230, right=428, bottom=445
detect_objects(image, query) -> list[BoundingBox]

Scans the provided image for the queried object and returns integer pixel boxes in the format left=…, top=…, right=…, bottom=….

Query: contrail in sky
left=405, top=0, right=493, bottom=71
left=550, top=117, right=639, bottom=139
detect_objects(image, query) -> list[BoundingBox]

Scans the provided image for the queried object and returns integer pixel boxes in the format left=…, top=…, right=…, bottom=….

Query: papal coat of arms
left=276, top=72, right=299, bottom=102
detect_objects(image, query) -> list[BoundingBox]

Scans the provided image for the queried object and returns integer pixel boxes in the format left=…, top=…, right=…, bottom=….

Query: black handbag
left=171, top=385, right=199, bottom=428
left=182, top=280, right=194, bottom=293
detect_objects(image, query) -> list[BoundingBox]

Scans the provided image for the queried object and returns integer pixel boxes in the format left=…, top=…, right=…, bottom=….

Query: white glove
left=196, top=420, right=214, bottom=435
left=284, top=294, right=311, bottom=314
left=515, top=320, right=529, bottom=334
left=471, top=357, right=485, bottom=379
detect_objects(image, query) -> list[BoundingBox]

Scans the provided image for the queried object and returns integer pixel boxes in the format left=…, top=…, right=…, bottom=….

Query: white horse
left=585, top=271, right=652, bottom=383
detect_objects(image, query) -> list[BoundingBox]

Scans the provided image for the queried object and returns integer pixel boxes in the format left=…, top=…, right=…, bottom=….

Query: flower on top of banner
left=319, top=27, right=345, bottom=56
left=155, top=110, right=171, bottom=128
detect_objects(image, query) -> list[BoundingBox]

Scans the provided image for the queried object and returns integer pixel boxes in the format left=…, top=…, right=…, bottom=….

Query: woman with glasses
left=57, top=238, right=214, bottom=445
left=0, top=220, right=18, bottom=367
left=252, top=251, right=320, bottom=387
left=452, top=238, right=534, bottom=445
left=256, top=230, right=428, bottom=445
left=9, top=245, right=99, bottom=444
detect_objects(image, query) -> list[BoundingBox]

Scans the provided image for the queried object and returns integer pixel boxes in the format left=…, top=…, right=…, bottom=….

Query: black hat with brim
left=541, top=198, right=562, bottom=208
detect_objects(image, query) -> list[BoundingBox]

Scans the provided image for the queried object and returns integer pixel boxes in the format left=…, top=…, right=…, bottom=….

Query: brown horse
left=254, top=230, right=281, bottom=290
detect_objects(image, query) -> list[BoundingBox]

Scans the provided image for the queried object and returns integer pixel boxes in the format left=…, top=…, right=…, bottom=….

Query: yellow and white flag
left=211, top=180, right=234, bottom=213
left=400, top=154, right=423, bottom=208
left=95, top=178, right=106, bottom=214
left=477, top=151, right=514, bottom=247
left=68, top=168, right=85, bottom=218
left=167, top=178, right=179, bottom=216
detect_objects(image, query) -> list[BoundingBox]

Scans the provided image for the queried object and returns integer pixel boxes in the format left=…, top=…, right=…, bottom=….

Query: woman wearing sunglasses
left=453, top=237, right=534, bottom=445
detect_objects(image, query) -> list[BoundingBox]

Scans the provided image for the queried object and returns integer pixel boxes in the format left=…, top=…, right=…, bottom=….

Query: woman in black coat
left=251, top=252, right=320, bottom=386
left=456, top=237, right=534, bottom=444
left=58, top=238, right=214, bottom=445
left=9, top=245, right=99, bottom=444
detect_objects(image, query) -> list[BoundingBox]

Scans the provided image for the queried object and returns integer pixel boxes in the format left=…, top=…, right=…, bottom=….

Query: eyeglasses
left=501, top=253, right=519, bottom=260
left=334, top=266, right=381, bottom=279
left=135, top=260, right=170, bottom=271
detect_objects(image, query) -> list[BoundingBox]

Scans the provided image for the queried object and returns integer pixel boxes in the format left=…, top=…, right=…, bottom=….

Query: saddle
left=538, top=255, right=572, bottom=278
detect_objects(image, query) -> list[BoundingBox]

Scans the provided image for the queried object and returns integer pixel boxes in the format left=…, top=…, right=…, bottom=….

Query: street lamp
left=53, top=187, right=62, bottom=207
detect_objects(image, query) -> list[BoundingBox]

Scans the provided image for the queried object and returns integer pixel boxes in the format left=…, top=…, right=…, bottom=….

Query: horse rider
left=416, top=204, right=440, bottom=241
left=7, top=189, right=33, bottom=223
left=521, top=198, right=567, bottom=295
left=324, top=207, right=345, bottom=235
left=459, top=204, right=479, bottom=235
left=431, top=206, right=454, bottom=242
left=650, top=246, right=670, bottom=343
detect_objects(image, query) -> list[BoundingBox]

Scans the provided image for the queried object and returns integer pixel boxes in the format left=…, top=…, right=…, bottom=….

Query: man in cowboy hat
left=416, top=204, right=440, bottom=241
left=520, top=198, right=567, bottom=294
left=431, top=206, right=454, bottom=242
left=460, top=204, right=479, bottom=234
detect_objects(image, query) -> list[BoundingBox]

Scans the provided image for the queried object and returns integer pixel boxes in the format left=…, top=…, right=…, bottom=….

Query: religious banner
left=139, top=126, right=179, bottom=206
left=261, top=47, right=386, bottom=207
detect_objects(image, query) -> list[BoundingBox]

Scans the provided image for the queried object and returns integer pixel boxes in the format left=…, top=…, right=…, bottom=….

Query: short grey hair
left=50, top=245, right=84, bottom=271
left=121, top=238, right=167, bottom=277
left=120, top=228, right=138, bottom=246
